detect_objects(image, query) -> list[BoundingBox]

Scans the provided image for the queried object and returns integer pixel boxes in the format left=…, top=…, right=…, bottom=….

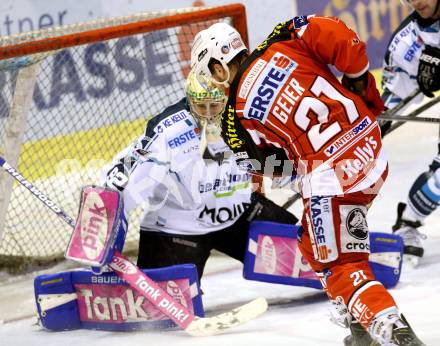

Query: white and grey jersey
left=382, top=12, right=440, bottom=109
left=103, top=98, right=253, bottom=236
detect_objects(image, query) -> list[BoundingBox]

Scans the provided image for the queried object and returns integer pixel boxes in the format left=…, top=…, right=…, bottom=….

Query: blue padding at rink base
left=243, top=221, right=403, bottom=290
left=34, top=264, right=203, bottom=331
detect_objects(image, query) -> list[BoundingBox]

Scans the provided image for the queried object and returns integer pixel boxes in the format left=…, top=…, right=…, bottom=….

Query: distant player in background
left=382, top=0, right=440, bottom=267
left=103, top=70, right=296, bottom=281
left=190, top=16, right=425, bottom=345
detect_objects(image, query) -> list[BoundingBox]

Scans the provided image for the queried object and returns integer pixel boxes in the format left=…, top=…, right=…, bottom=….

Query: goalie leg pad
left=368, top=232, right=403, bottom=289
left=34, top=264, right=203, bottom=331
left=243, top=221, right=322, bottom=289
left=65, top=185, right=127, bottom=268
left=243, top=221, right=403, bottom=290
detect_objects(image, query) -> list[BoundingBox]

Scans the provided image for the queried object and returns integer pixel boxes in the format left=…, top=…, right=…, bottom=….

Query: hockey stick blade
left=282, top=193, right=301, bottom=209
left=185, top=297, right=268, bottom=336
left=0, top=155, right=268, bottom=336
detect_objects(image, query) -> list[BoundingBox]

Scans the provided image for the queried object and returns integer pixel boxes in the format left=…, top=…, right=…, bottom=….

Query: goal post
left=0, top=4, right=248, bottom=273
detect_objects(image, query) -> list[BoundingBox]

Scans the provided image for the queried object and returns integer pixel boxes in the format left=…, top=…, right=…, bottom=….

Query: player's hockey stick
left=383, top=89, right=422, bottom=116
left=385, top=95, right=440, bottom=134
left=0, top=156, right=268, bottom=336
left=377, top=114, right=440, bottom=123
left=281, top=192, right=301, bottom=209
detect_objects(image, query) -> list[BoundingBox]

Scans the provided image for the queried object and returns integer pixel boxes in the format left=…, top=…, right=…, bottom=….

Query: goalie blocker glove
left=417, top=45, right=440, bottom=97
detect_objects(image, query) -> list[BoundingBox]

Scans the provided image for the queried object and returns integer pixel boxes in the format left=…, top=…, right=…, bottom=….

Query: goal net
left=0, top=4, right=248, bottom=273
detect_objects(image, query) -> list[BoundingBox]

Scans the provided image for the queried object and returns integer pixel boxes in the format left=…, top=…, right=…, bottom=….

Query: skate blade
left=402, top=254, right=420, bottom=269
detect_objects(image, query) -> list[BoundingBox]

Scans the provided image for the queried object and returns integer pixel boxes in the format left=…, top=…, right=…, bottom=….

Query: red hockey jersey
left=223, top=15, right=387, bottom=197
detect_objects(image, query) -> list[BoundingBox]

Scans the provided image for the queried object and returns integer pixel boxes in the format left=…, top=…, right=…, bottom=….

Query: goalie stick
left=0, top=156, right=268, bottom=336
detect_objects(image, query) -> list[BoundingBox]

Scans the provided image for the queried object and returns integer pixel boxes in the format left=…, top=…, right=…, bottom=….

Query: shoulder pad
left=143, top=98, right=192, bottom=141
left=152, top=109, right=193, bottom=138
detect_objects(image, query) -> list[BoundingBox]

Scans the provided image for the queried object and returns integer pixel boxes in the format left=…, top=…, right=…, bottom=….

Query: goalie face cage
left=0, top=4, right=248, bottom=274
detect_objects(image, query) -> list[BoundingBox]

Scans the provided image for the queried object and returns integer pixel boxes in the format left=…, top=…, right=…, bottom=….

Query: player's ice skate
left=392, top=203, right=427, bottom=268
left=343, top=313, right=426, bottom=346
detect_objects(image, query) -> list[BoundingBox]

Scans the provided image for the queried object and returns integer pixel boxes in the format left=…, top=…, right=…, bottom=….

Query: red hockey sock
left=324, top=261, right=397, bottom=329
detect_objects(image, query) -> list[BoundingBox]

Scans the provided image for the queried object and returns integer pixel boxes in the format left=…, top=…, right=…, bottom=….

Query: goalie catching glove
left=417, top=45, right=440, bottom=97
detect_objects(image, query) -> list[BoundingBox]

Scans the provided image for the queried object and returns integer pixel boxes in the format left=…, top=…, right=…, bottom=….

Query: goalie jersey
left=103, top=98, right=253, bottom=236
left=382, top=11, right=440, bottom=109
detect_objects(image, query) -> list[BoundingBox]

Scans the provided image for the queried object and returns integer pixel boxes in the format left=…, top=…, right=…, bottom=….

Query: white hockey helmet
left=185, top=69, right=227, bottom=124
left=190, top=22, right=247, bottom=85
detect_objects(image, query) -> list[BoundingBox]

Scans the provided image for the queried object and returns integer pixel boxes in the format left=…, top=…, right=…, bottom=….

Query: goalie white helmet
left=190, top=22, right=247, bottom=85
left=185, top=69, right=227, bottom=125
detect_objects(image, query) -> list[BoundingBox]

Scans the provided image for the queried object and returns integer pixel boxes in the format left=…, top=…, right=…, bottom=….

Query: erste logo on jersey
left=168, top=128, right=200, bottom=149
left=244, top=53, right=298, bottom=123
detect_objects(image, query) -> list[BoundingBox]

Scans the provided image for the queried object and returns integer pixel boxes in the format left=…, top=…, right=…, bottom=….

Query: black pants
left=137, top=193, right=297, bottom=280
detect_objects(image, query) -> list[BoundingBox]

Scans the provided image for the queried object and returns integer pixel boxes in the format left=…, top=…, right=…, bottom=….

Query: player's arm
left=293, top=15, right=369, bottom=78
left=294, top=15, right=383, bottom=116
left=103, top=136, right=144, bottom=192
left=102, top=123, right=170, bottom=213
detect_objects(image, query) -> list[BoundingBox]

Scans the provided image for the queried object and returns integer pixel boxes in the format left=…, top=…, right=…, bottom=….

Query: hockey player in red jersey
left=191, top=16, right=425, bottom=345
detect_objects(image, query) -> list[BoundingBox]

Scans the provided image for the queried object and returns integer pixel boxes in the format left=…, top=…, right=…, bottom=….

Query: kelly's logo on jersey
left=338, top=135, right=379, bottom=179
left=244, top=53, right=298, bottom=124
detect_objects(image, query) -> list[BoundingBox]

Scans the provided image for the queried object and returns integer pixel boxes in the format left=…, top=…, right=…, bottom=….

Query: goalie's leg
left=137, top=230, right=212, bottom=279
left=393, top=153, right=440, bottom=266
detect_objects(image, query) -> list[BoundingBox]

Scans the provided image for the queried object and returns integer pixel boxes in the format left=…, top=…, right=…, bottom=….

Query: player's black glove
left=378, top=106, right=391, bottom=137
left=341, top=71, right=384, bottom=117
left=417, top=45, right=440, bottom=97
